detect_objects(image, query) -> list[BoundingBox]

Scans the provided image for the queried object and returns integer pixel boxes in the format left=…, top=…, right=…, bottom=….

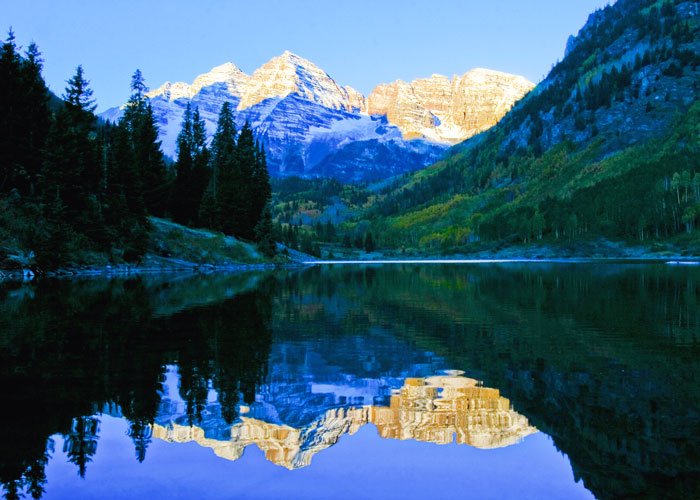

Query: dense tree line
left=197, top=103, right=272, bottom=250
left=0, top=31, right=163, bottom=267
left=0, top=31, right=274, bottom=268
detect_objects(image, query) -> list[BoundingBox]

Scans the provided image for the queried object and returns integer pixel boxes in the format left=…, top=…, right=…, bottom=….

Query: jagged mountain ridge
left=101, top=52, right=533, bottom=182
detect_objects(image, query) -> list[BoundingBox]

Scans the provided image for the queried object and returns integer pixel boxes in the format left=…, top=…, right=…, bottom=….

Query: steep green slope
left=347, top=0, right=700, bottom=255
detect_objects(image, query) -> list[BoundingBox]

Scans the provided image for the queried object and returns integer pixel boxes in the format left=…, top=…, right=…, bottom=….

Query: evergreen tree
left=207, top=102, right=238, bottom=233
left=190, top=107, right=211, bottom=223
left=254, top=204, right=276, bottom=257
left=137, top=102, right=168, bottom=215
left=172, top=103, right=194, bottom=224
left=325, top=220, right=336, bottom=241
left=0, top=29, right=25, bottom=195
left=104, top=118, right=149, bottom=259
left=23, top=452, right=49, bottom=500
left=251, top=141, right=272, bottom=236
left=63, top=416, right=99, bottom=478
left=301, top=233, right=314, bottom=255
left=198, top=183, right=218, bottom=229
left=235, top=122, right=257, bottom=238
left=63, top=64, right=96, bottom=113
left=364, top=232, right=375, bottom=252
left=354, top=234, right=364, bottom=249
left=172, top=103, right=210, bottom=225
left=0, top=31, right=166, bottom=266
left=0, top=32, right=50, bottom=196
left=19, top=42, right=51, bottom=197
left=285, top=224, right=298, bottom=249
left=126, top=420, right=152, bottom=463
left=42, top=66, right=100, bottom=223
left=121, top=69, right=168, bottom=217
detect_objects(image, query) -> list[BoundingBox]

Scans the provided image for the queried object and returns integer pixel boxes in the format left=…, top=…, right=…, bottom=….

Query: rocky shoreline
left=0, top=256, right=308, bottom=282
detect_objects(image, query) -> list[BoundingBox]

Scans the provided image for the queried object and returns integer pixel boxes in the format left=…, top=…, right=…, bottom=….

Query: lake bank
left=4, top=255, right=700, bottom=282
left=0, top=254, right=307, bottom=281
left=4, top=235, right=700, bottom=281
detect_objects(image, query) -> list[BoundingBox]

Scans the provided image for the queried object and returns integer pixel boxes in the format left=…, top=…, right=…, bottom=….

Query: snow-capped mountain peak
left=147, top=62, right=250, bottom=101
left=237, top=51, right=359, bottom=112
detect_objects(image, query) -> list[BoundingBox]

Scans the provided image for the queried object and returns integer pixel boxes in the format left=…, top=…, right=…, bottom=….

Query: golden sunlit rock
left=366, top=69, right=535, bottom=143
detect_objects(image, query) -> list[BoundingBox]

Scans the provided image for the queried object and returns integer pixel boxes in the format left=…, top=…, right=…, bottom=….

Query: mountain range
left=101, top=52, right=533, bottom=182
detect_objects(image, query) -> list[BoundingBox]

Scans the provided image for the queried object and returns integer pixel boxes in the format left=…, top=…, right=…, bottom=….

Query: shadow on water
left=0, top=263, right=699, bottom=499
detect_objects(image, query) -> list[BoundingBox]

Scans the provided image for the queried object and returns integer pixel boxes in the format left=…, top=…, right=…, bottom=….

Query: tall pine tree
left=120, top=70, right=168, bottom=217
left=0, top=31, right=50, bottom=196
left=190, top=107, right=210, bottom=224
left=0, top=30, right=21, bottom=194
left=254, top=203, right=275, bottom=257
left=204, top=102, right=237, bottom=233
left=172, top=103, right=210, bottom=225
left=20, top=42, right=51, bottom=197
left=251, top=140, right=271, bottom=238
left=42, top=65, right=100, bottom=222
left=235, top=122, right=257, bottom=239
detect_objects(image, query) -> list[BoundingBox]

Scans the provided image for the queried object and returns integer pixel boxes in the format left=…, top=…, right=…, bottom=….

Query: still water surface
left=1, top=263, right=699, bottom=499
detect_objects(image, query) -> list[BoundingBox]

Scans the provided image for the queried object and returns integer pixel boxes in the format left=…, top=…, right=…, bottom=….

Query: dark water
left=1, top=263, right=699, bottom=500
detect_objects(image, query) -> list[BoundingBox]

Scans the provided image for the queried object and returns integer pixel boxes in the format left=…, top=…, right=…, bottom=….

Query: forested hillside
left=338, top=0, right=700, bottom=255
left=0, top=31, right=275, bottom=270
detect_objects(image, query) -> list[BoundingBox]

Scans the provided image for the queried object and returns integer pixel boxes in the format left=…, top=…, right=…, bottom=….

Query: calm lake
left=1, top=263, right=699, bottom=500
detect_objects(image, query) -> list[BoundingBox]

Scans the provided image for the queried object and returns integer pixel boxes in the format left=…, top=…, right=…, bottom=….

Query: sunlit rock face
left=366, top=80, right=438, bottom=140
left=152, top=375, right=537, bottom=469
left=100, top=54, right=531, bottom=182
left=344, top=86, right=366, bottom=112
left=366, top=69, right=535, bottom=144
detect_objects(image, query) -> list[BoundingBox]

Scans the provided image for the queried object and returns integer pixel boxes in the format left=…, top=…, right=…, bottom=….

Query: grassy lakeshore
left=0, top=217, right=304, bottom=280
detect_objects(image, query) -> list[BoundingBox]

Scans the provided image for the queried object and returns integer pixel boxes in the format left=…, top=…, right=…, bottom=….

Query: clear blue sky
left=5, top=0, right=612, bottom=112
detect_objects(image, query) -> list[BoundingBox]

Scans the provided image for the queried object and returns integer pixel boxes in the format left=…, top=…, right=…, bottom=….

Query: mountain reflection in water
left=1, top=263, right=699, bottom=500
left=152, top=374, right=537, bottom=469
